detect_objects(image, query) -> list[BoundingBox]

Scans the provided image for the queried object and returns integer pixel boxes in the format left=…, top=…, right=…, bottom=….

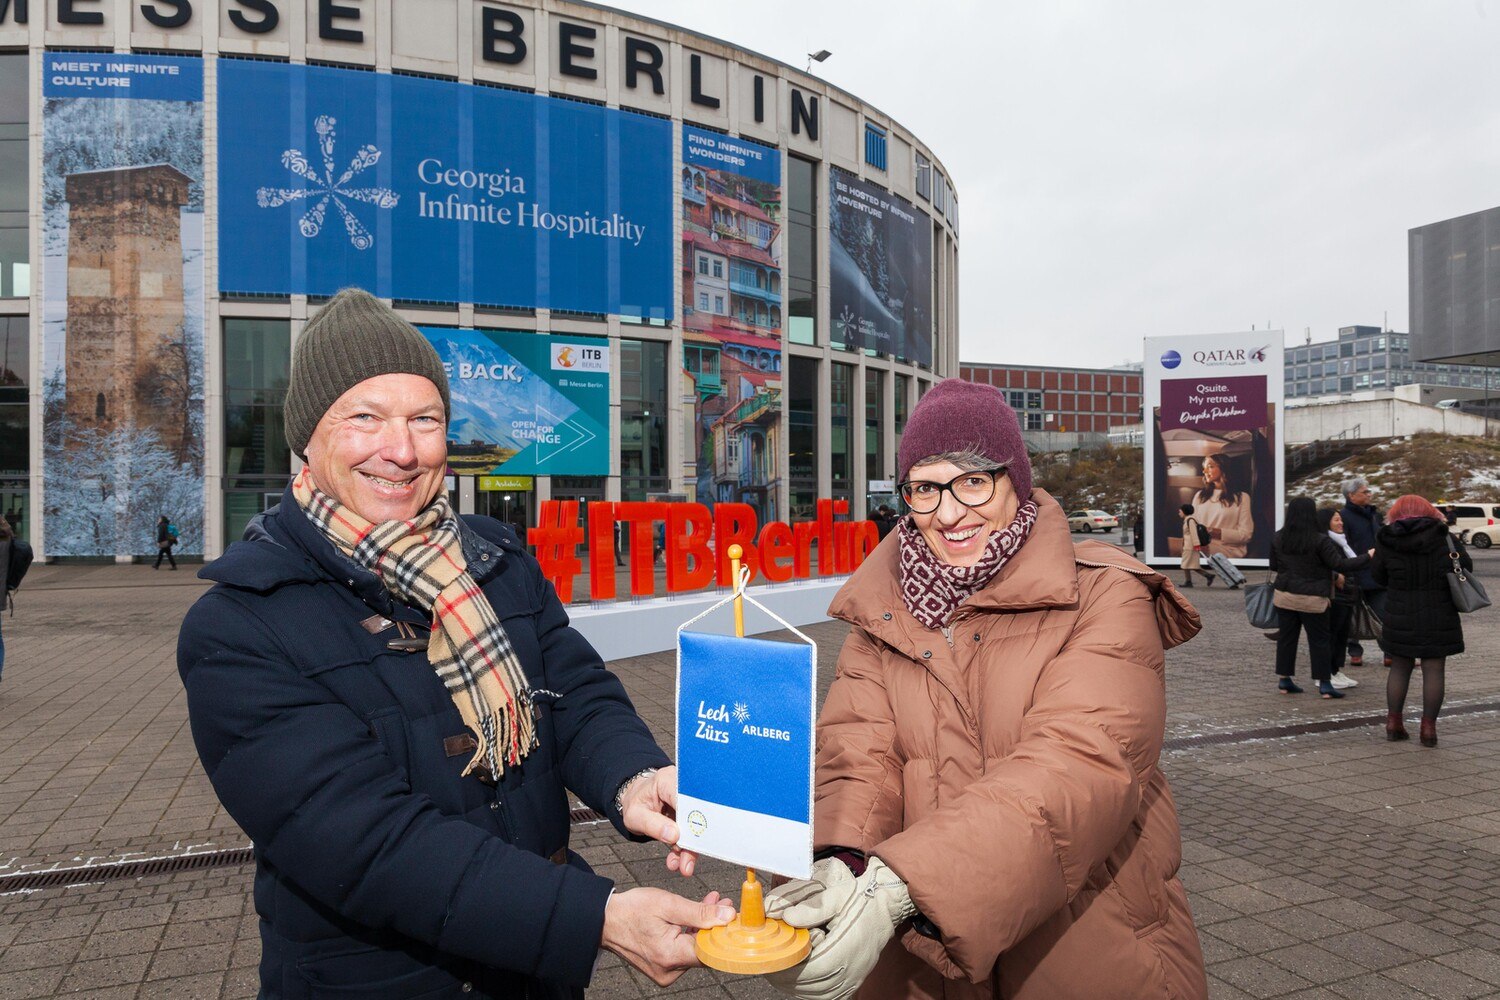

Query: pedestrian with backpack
left=1178, top=504, right=1215, bottom=587
left=0, top=518, right=33, bottom=684
left=155, top=514, right=178, bottom=570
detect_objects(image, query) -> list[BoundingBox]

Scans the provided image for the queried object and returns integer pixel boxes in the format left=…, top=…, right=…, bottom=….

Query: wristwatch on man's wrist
left=613, top=767, right=658, bottom=814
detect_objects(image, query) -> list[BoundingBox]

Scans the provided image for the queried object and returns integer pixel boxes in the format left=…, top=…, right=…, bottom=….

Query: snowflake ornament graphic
left=732, top=703, right=750, bottom=725
left=256, top=115, right=398, bottom=251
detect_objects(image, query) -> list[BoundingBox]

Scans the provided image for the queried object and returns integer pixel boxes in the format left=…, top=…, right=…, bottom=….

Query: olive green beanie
left=283, top=288, right=451, bottom=458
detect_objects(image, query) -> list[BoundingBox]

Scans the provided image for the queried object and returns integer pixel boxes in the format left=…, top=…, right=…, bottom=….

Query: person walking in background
left=1319, top=507, right=1360, bottom=690
left=1133, top=510, right=1145, bottom=555
left=1191, top=452, right=1255, bottom=559
left=1270, top=497, right=1370, bottom=699
left=154, top=515, right=178, bottom=570
left=1374, top=494, right=1469, bottom=747
left=1178, top=504, right=1215, bottom=587
left=1340, top=477, right=1387, bottom=667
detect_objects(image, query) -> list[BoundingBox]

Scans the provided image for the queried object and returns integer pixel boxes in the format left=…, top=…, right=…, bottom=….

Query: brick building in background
left=958, top=362, right=1143, bottom=449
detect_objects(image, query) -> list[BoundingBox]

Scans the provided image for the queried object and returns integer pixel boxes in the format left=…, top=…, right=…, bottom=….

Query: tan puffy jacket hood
left=817, top=492, right=1207, bottom=1000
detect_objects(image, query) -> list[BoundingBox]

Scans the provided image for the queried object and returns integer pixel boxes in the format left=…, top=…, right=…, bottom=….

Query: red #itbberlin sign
left=527, top=500, right=879, bottom=603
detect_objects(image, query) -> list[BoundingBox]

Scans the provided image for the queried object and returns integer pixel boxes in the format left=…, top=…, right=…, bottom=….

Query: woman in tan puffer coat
left=766, top=379, right=1207, bottom=1000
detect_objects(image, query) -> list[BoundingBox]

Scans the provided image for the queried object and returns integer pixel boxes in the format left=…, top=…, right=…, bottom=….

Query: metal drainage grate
left=1163, top=699, right=1500, bottom=751
left=1, top=810, right=614, bottom=894
left=0, top=847, right=256, bottom=893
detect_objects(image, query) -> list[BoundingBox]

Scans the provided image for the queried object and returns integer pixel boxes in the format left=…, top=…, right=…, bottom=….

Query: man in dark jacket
left=1340, top=477, right=1387, bottom=665
left=178, top=289, right=731, bottom=999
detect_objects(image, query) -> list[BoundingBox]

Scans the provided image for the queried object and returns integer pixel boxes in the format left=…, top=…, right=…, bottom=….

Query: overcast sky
left=630, top=0, right=1500, bottom=367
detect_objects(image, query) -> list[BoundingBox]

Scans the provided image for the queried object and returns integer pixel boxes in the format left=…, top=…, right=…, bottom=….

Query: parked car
left=1067, top=509, right=1119, bottom=533
left=1439, top=502, right=1500, bottom=548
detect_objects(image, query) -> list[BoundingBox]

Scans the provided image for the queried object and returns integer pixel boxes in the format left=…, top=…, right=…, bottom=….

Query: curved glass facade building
left=0, top=0, right=959, bottom=559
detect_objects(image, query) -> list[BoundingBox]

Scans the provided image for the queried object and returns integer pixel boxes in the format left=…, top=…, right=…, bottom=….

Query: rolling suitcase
left=1207, top=551, right=1245, bottom=588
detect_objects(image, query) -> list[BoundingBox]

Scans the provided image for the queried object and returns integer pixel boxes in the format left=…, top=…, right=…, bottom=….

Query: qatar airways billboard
left=1143, top=332, right=1285, bottom=568
left=217, top=59, right=672, bottom=319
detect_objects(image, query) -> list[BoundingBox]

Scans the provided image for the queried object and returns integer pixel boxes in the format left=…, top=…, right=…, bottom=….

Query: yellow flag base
left=695, top=869, right=811, bottom=975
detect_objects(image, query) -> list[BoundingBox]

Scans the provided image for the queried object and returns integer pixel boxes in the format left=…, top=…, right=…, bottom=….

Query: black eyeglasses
left=898, top=470, right=1003, bottom=514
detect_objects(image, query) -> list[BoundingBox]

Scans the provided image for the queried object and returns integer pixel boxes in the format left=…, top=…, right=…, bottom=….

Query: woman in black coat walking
left=1271, top=497, right=1371, bottom=699
left=1374, top=494, right=1470, bottom=746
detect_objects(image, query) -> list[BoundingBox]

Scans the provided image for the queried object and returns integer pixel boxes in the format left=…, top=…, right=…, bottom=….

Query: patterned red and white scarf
left=293, top=468, right=536, bottom=778
left=898, top=500, right=1040, bottom=630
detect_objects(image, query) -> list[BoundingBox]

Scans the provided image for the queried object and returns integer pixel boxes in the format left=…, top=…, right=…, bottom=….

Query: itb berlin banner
left=419, top=328, right=609, bottom=477
left=676, top=629, right=814, bottom=878
left=217, top=60, right=672, bottom=318
left=829, top=170, right=933, bottom=365
left=1144, top=332, right=1285, bottom=567
left=41, top=53, right=206, bottom=557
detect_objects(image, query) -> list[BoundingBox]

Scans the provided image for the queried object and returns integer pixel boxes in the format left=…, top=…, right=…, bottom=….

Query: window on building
left=915, top=151, right=931, bottom=200
left=698, top=256, right=709, bottom=275
left=620, top=339, right=668, bottom=500
left=894, top=373, right=910, bottom=442
left=865, top=368, right=884, bottom=482
left=712, top=259, right=723, bottom=278
left=1007, top=390, right=1026, bottom=410
left=830, top=362, right=853, bottom=485
left=1025, top=412, right=1043, bottom=431
left=0, top=55, right=27, bottom=298
left=789, top=355, right=818, bottom=497
left=787, top=156, right=818, bottom=346
left=714, top=295, right=725, bottom=313
left=864, top=122, right=887, bottom=171
left=223, top=319, right=292, bottom=544
left=699, top=292, right=709, bottom=311
left=1026, top=391, right=1042, bottom=410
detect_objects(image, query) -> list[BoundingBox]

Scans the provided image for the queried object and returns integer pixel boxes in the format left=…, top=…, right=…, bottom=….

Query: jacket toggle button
left=882, top=612, right=892, bottom=620
left=462, top=983, right=473, bottom=993
left=481, top=553, right=490, bottom=561
left=922, top=650, right=932, bottom=659
left=973, top=634, right=982, bottom=642
left=489, top=801, right=499, bottom=811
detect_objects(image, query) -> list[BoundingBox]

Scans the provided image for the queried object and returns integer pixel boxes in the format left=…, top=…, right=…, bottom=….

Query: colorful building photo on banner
left=1144, top=333, right=1286, bottom=567
left=419, top=328, right=609, bottom=478
left=829, top=169, right=933, bottom=366
left=680, top=126, right=784, bottom=523
left=217, top=59, right=672, bottom=318
left=41, top=53, right=206, bottom=558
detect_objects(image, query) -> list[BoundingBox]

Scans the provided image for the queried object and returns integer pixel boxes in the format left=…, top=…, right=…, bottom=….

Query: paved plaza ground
left=3, top=546, right=1500, bottom=998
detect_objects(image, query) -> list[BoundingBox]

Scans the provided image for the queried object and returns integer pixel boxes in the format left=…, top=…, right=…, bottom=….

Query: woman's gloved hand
left=764, top=857, right=916, bottom=1000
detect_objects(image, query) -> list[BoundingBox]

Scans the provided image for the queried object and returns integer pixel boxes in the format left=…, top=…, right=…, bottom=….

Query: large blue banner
left=420, top=328, right=609, bottom=477
left=218, top=60, right=672, bottom=318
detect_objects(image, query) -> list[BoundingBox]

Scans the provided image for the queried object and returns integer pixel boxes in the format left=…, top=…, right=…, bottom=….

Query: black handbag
left=1244, top=579, right=1277, bottom=628
left=1349, top=594, right=1382, bottom=641
left=1446, top=535, right=1491, bottom=614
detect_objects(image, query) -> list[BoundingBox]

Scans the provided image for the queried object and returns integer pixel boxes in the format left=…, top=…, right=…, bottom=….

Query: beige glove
left=764, top=857, right=916, bottom=1000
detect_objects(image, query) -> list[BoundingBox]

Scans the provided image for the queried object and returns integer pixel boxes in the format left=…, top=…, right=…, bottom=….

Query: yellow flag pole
left=694, top=544, right=811, bottom=975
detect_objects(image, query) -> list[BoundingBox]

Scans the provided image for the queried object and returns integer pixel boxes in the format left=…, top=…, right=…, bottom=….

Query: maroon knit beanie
left=897, top=379, right=1033, bottom=500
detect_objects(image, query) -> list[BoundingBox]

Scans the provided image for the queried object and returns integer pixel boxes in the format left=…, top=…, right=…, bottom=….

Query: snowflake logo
left=836, top=306, right=858, bottom=340
left=732, top=703, right=750, bottom=724
left=256, top=115, right=398, bottom=251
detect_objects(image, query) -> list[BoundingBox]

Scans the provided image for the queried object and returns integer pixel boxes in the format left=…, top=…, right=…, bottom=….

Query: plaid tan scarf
left=293, top=468, right=535, bottom=778
left=898, top=500, right=1039, bottom=630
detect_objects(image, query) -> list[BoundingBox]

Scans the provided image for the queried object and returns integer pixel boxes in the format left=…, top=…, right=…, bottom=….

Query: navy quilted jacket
left=178, top=484, right=669, bottom=999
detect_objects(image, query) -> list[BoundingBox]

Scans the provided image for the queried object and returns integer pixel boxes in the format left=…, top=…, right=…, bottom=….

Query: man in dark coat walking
left=178, top=290, right=730, bottom=999
left=1340, top=477, right=1386, bottom=665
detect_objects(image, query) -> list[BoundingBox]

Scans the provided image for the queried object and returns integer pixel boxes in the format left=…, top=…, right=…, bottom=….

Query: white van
left=1442, top=503, right=1500, bottom=548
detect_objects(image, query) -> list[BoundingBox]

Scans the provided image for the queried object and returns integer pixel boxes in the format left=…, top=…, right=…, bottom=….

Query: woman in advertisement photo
left=1191, top=453, right=1255, bottom=559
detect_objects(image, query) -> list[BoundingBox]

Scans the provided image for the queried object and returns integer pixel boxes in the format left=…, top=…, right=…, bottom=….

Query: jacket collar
left=200, top=481, right=508, bottom=607
left=829, top=489, right=1202, bottom=652
left=829, top=491, right=1080, bottom=639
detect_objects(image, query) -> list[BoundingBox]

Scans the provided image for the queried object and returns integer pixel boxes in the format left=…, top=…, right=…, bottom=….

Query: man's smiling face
left=303, top=373, right=448, bottom=523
